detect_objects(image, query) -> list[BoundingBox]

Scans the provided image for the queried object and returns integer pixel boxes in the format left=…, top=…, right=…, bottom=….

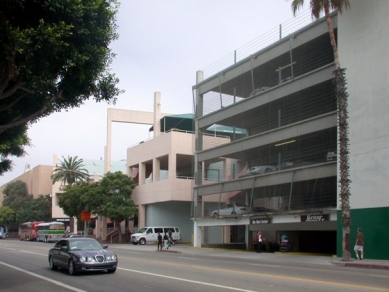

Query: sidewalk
left=331, top=257, right=389, bottom=270
left=116, top=243, right=389, bottom=271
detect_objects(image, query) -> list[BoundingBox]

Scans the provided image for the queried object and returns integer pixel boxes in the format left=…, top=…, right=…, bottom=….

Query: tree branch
left=0, top=90, right=63, bottom=134
left=0, top=94, right=25, bottom=112
left=0, top=82, right=25, bottom=100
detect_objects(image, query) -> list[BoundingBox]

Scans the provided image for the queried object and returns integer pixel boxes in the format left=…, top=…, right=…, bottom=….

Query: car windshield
left=69, top=239, right=103, bottom=251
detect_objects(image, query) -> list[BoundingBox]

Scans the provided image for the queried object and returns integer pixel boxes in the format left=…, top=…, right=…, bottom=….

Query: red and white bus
left=19, top=221, right=45, bottom=241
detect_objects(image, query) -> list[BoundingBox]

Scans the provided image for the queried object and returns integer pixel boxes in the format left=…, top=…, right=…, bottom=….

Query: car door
left=50, top=241, right=62, bottom=266
left=57, top=240, right=70, bottom=268
left=220, top=204, right=232, bottom=215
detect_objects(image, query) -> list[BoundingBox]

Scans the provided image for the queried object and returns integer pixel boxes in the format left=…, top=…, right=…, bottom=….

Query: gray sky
left=0, top=0, right=311, bottom=185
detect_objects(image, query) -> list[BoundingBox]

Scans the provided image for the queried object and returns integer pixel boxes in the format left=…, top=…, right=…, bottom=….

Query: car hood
left=70, top=249, right=115, bottom=257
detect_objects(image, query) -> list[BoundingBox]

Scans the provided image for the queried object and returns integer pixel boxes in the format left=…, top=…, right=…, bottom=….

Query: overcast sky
left=0, top=0, right=311, bottom=186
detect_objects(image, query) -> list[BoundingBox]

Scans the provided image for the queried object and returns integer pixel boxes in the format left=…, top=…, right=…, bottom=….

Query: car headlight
left=80, top=256, right=96, bottom=262
left=106, top=255, right=117, bottom=261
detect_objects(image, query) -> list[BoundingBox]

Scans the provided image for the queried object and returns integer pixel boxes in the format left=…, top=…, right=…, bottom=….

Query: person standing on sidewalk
left=157, top=232, right=163, bottom=251
left=163, top=232, right=169, bottom=250
left=354, top=227, right=364, bottom=260
left=255, top=231, right=263, bottom=253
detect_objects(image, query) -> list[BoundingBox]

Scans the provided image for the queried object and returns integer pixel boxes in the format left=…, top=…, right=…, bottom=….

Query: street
left=0, top=240, right=388, bottom=292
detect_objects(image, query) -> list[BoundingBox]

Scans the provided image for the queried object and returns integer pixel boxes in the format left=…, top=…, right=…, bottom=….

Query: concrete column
left=193, top=220, right=200, bottom=247
left=104, top=109, right=113, bottom=173
left=139, top=163, right=145, bottom=185
left=153, top=158, right=160, bottom=181
left=168, top=153, right=177, bottom=179
left=138, top=204, right=146, bottom=228
left=153, top=92, right=161, bottom=138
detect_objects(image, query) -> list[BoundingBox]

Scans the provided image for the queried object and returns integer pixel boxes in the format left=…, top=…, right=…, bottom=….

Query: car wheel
left=213, top=212, right=218, bottom=218
left=68, top=260, right=77, bottom=275
left=49, top=256, right=57, bottom=270
left=132, top=242, right=138, bottom=245
left=107, top=268, right=116, bottom=274
left=139, top=238, right=146, bottom=245
left=265, top=168, right=273, bottom=173
left=231, top=211, right=236, bottom=215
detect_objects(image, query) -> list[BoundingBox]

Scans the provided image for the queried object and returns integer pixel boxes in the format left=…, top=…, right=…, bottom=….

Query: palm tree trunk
left=324, top=6, right=340, bottom=69
left=334, top=67, right=351, bottom=261
left=324, top=6, right=351, bottom=261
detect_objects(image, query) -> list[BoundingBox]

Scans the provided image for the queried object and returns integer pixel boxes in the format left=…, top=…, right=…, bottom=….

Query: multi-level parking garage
left=192, top=13, right=338, bottom=254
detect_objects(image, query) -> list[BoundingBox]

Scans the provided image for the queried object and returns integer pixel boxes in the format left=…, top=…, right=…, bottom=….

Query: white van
left=131, top=226, right=181, bottom=245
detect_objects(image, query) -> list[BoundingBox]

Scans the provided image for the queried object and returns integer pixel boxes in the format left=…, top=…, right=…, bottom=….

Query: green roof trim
left=149, top=113, right=247, bottom=135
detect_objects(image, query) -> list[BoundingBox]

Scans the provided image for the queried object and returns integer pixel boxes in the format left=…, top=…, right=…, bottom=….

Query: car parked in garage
left=239, top=165, right=277, bottom=178
left=211, top=203, right=249, bottom=218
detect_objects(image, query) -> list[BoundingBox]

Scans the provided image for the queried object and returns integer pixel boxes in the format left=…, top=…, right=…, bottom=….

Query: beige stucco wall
left=0, top=165, right=53, bottom=204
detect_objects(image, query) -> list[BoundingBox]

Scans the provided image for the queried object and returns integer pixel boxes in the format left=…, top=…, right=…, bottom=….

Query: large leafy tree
left=0, top=205, right=15, bottom=234
left=2, top=181, right=51, bottom=223
left=51, top=156, right=89, bottom=186
left=291, top=0, right=351, bottom=261
left=2, top=180, right=32, bottom=209
left=58, top=182, right=100, bottom=230
left=0, top=125, right=30, bottom=176
left=0, top=0, right=123, bottom=174
left=84, top=172, right=137, bottom=243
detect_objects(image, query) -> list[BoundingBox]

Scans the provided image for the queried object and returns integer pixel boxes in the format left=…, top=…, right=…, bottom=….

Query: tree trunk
left=324, top=5, right=352, bottom=262
left=116, top=220, right=122, bottom=243
left=325, top=6, right=340, bottom=69
left=334, top=67, right=351, bottom=261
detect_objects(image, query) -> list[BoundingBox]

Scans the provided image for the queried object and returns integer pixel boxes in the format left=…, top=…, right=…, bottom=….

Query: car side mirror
left=103, top=245, right=108, bottom=249
left=60, top=246, right=68, bottom=251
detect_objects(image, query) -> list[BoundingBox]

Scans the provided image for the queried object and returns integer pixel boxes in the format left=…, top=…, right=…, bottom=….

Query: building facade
left=192, top=0, right=389, bottom=259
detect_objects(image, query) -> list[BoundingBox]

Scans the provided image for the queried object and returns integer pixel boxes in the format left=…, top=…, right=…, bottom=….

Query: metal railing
left=199, top=7, right=315, bottom=80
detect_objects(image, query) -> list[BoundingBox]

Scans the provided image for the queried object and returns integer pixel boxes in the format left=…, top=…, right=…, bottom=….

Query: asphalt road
left=0, top=240, right=388, bottom=292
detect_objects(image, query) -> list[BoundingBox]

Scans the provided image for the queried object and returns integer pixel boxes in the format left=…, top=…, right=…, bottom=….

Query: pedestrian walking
left=168, top=229, right=175, bottom=245
left=163, top=232, right=169, bottom=250
left=255, top=231, right=264, bottom=253
left=354, top=227, right=364, bottom=260
left=64, top=226, right=71, bottom=238
left=157, top=232, right=163, bottom=251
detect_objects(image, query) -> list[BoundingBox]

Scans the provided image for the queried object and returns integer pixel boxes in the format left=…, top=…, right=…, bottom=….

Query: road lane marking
left=123, top=258, right=388, bottom=291
left=19, top=250, right=47, bottom=256
left=179, top=257, right=198, bottom=260
left=0, top=260, right=86, bottom=292
left=248, top=263, right=280, bottom=268
left=119, top=267, right=256, bottom=292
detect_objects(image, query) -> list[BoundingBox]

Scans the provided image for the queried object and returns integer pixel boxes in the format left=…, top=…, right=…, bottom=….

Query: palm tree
left=290, top=0, right=351, bottom=261
left=51, top=156, right=89, bottom=186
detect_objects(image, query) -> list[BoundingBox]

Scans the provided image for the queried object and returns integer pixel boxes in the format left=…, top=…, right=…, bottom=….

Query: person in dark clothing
left=157, top=232, right=163, bottom=251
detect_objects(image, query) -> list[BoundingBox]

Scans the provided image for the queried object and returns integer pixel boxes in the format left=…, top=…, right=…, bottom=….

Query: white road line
left=370, top=275, right=388, bottom=278
left=0, top=261, right=86, bottom=292
left=119, top=267, right=256, bottom=292
left=248, top=263, right=280, bottom=268
left=19, top=250, right=47, bottom=256
left=178, top=257, right=198, bottom=260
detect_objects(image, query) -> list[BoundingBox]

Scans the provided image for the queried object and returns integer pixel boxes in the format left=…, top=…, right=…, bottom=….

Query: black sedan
left=48, top=238, right=118, bottom=275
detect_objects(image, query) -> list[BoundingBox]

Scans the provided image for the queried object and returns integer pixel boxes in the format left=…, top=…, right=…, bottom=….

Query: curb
left=331, top=260, right=389, bottom=270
